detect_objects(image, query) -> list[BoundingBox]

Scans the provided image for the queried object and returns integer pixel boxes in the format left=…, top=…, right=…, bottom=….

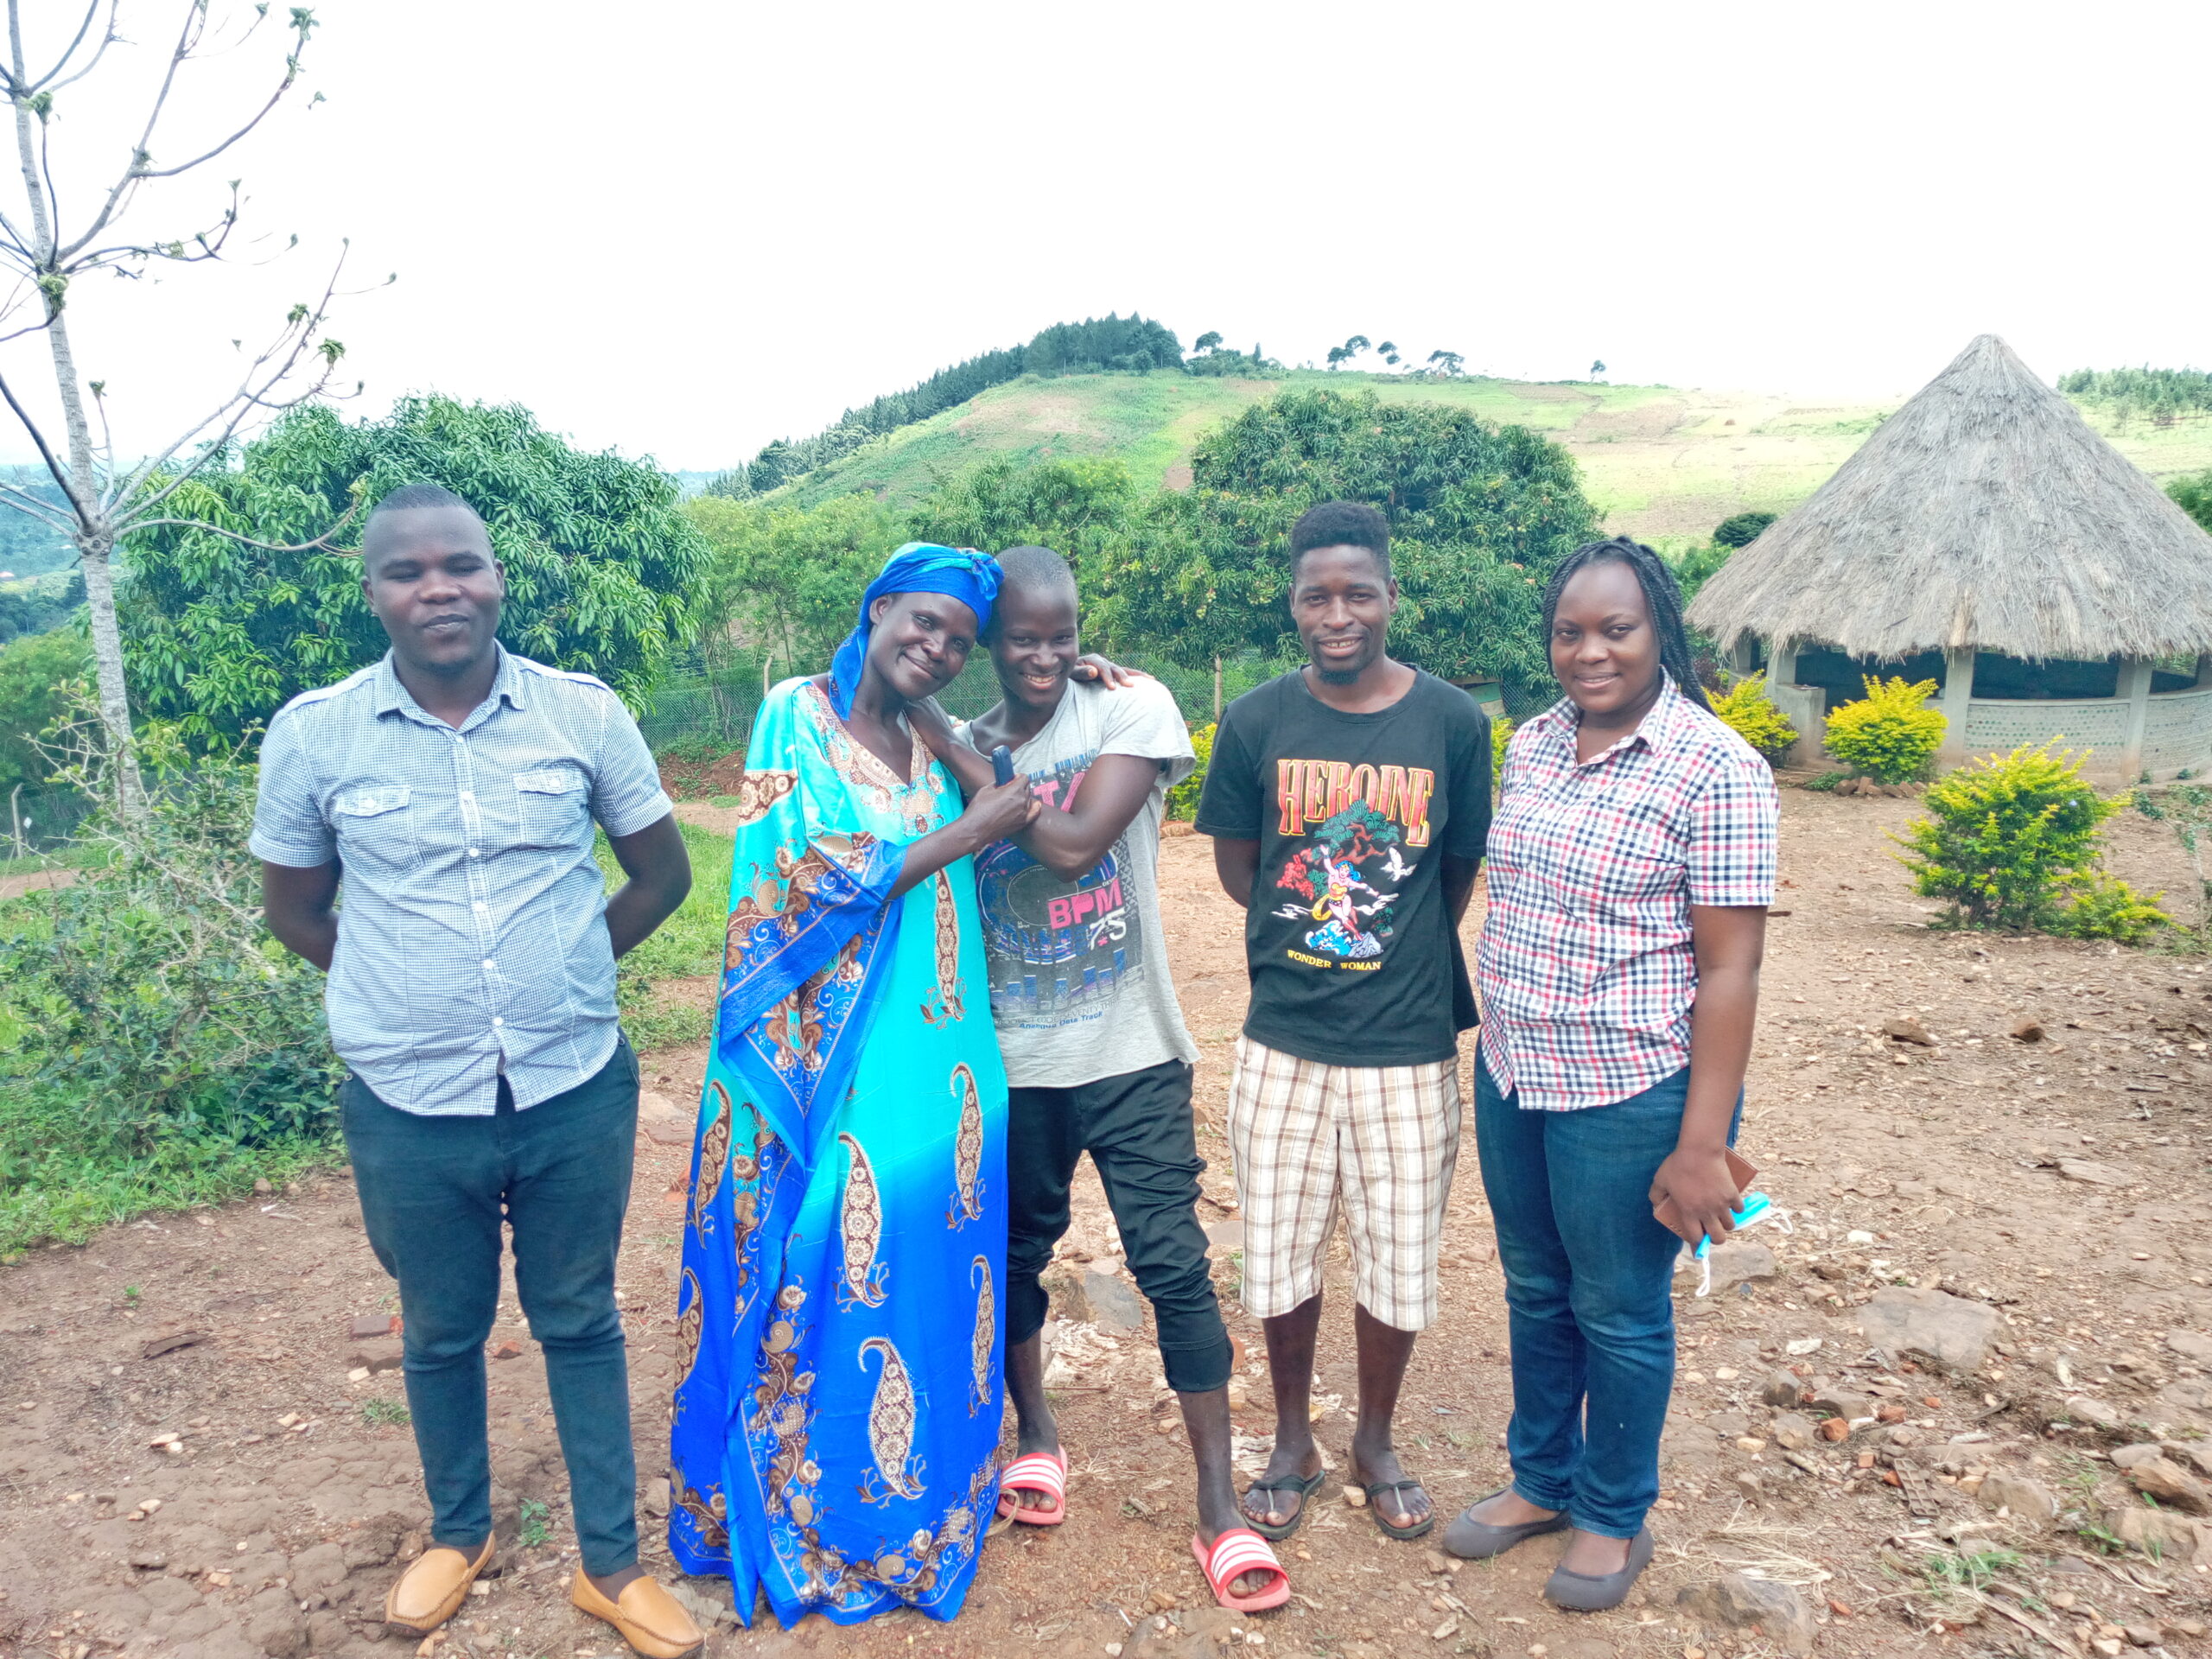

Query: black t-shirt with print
left=1194, top=666, right=1491, bottom=1068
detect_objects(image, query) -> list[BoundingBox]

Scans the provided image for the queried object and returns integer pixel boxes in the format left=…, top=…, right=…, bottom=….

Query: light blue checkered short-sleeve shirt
left=251, top=645, right=675, bottom=1116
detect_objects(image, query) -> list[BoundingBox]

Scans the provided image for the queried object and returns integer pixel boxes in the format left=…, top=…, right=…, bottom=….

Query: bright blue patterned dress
left=668, top=677, right=1007, bottom=1628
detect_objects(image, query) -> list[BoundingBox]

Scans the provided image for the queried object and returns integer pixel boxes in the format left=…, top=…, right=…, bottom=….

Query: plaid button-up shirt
left=250, top=646, right=674, bottom=1116
left=1476, top=677, right=1777, bottom=1111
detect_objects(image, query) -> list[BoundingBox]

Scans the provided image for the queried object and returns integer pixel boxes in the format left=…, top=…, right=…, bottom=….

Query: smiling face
left=1549, top=556, right=1663, bottom=719
left=1292, top=543, right=1396, bottom=683
left=360, top=505, right=505, bottom=676
left=865, top=590, right=979, bottom=701
left=987, top=582, right=1079, bottom=715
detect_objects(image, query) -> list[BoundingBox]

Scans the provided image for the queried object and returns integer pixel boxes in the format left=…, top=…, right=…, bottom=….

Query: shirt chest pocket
left=513, top=766, right=589, bottom=849
left=334, top=784, right=419, bottom=874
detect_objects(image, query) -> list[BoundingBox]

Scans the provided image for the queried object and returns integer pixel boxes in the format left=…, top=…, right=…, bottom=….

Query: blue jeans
left=343, top=1039, right=640, bottom=1575
left=1474, top=1056, right=1738, bottom=1539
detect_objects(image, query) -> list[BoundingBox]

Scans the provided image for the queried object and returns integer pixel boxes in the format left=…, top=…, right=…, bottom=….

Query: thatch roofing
left=1687, top=334, right=2212, bottom=661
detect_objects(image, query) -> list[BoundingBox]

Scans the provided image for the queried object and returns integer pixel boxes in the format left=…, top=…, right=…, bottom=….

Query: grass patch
left=0, top=1081, right=339, bottom=1261
left=598, top=818, right=734, bottom=1051
left=361, top=1397, right=410, bottom=1427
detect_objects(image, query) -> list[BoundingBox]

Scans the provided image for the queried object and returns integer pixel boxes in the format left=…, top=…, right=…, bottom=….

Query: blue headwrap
left=827, top=542, right=1001, bottom=717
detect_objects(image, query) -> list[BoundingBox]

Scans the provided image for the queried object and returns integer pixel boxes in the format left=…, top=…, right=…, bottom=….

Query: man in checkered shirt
left=254, top=485, right=707, bottom=1656
left=1194, top=502, right=1491, bottom=1548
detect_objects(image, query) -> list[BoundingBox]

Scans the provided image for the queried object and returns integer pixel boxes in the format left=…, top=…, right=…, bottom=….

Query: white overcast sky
left=3, top=0, right=2206, bottom=474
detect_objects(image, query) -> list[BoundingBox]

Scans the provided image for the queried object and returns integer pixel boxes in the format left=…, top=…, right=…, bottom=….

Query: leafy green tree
left=683, top=492, right=901, bottom=677
left=0, top=625, right=89, bottom=794
left=1426, top=350, right=1465, bottom=377
left=1091, top=389, right=1596, bottom=699
left=1713, top=510, right=1777, bottom=548
left=1590, top=360, right=1607, bottom=378
left=906, top=456, right=1138, bottom=582
left=2168, top=470, right=2212, bottom=533
left=1193, top=332, right=1224, bottom=354
left=122, top=397, right=708, bottom=745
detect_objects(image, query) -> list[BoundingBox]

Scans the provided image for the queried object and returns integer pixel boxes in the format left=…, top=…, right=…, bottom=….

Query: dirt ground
left=6, top=793, right=2212, bottom=1659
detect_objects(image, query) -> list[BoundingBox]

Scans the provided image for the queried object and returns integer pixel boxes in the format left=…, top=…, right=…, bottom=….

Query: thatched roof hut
left=1689, top=334, right=2212, bottom=660
left=1686, top=334, right=2212, bottom=779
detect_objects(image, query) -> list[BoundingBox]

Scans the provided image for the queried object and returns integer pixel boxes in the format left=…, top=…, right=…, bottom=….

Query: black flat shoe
left=1442, top=1488, right=1571, bottom=1560
left=1240, top=1467, right=1325, bottom=1541
left=1544, top=1527, right=1655, bottom=1612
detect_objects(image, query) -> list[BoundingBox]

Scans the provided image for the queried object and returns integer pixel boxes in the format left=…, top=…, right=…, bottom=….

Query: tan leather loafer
left=384, top=1535, right=494, bottom=1633
left=569, top=1568, right=706, bottom=1659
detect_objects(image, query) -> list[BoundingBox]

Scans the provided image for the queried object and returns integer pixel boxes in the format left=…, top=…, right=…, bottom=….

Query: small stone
left=2125, top=1627, right=2162, bottom=1649
left=1343, top=1484, right=1367, bottom=1507
left=1811, top=1387, right=1872, bottom=1422
left=1977, top=1471, right=2056, bottom=1521
left=2113, top=1451, right=2212, bottom=1513
left=1706, top=1242, right=1777, bottom=1295
left=1859, top=1287, right=2001, bottom=1373
left=1084, top=1269, right=1146, bottom=1334
left=2109, top=1503, right=2206, bottom=1563
left=1705, top=1409, right=1751, bottom=1440
left=349, top=1338, right=404, bottom=1375
left=1884, top=1016, right=1936, bottom=1046
left=347, top=1313, right=396, bottom=1341
left=1770, top=1413, right=1815, bottom=1451
left=252, top=1178, right=276, bottom=1195
left=1818, top=1417, right=1852, bottom=1442
left=2058, top=1160, right=2133, bottom=1187
left=1732, top=1471, right=1763, bottom=1500
left=2065, top=1395, right=2125, bottom=1430
left=2166, top=1330, right=2212, bottom=1363
left=1760, top=1370, right=1802, bottom=1407
left=2010, top=1018, right=2045, bottom=1043
left=489, top=1340, right=524, bottom=1361
left=1678, top=1573, right=1817, bottom=1657
left=643, top=1478, right=671, bottom=1518
left=128, top=1551, right=166, bottom=1570
left=1734, top=1436, right=1767, bottom=1453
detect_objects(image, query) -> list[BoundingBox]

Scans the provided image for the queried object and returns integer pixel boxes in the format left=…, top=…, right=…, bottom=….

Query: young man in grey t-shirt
left=912, top=545, right=1287, bottom=1610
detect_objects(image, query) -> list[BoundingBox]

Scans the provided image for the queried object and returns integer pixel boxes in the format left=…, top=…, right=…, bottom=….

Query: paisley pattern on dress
left=919, top=869, right=965, bottom=1026
left=946, top=1062, right=984, bottom=1228
left=857, top=1337, right=925, bottom=1503
left=728, top=768, right=798, bottom=825
left=836, top=1133, right=887, bottom=1309
left=968, top=1255, right=994, bottom=1416
left=669, top=674, right=1007, bottom=1630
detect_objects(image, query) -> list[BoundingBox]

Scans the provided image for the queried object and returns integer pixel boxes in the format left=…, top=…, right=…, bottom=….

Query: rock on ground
left=1859, top=1286, right=2001, bottom=1373
left=1678, top=1573, right=1819, bottom=1657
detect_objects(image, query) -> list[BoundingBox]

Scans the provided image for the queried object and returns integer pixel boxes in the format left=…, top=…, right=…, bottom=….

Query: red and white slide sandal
left=995, top=1451, right=1068, bottom=1526
left=1192, top=1528, right=1291, bottom=1612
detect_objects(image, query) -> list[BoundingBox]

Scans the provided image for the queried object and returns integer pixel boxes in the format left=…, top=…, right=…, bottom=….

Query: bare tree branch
left=0, top=359, right=86, bottom=516
left=129, top=498, right=361, bottom=555
left=27, top=0, right=113, bottom=93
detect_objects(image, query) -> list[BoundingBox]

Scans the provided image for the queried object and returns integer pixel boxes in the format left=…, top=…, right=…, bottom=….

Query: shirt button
left=467, top=848, right=480, bottom=858
left=481, top=959, right=495, bottom=971
left=492, top=1017, right=505, bottom=1028
left=474, top=901, right=487, bottom=912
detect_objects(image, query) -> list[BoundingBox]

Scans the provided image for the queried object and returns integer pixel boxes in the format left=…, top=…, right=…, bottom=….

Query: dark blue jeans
left=1475, top=1056, right=1738, bottom=1539
left=343, top=1039, right=640, bottom=1575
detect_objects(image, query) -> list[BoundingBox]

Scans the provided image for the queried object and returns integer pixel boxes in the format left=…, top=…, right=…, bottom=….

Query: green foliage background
left=121, top=397, right=709, bottom=744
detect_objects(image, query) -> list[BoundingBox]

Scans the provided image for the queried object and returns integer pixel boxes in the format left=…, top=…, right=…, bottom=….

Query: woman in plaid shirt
left=1442, top=538, right=1777, bottom=1611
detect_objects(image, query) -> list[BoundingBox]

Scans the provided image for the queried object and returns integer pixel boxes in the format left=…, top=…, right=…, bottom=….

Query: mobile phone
left=991, top=745, right=1015, bottom=786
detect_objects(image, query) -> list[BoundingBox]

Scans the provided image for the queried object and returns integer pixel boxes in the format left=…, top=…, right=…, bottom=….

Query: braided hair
left=1538, top=536, right=1713, bottom=713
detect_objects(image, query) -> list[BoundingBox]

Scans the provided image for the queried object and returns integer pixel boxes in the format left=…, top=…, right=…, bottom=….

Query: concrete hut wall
left=1761, top=641, right=2212, bottom=783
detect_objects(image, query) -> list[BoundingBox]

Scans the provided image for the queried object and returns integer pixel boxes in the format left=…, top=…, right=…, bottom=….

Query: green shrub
left=2050, top=874, right=2171, bottom=944
left=1824, top=676, right=1946, bottom=783
left=1713, top=511, right=1777, bottom=549
left=1896, top=744, right=2121, bottom=930
left=1167, top=722, right=1216, bottom=822
left=1709, top=673, right=1796, bottom=763
left=0, top=717, right=343, bottom=1155
left=1491, top=715, right=1516, bottom=792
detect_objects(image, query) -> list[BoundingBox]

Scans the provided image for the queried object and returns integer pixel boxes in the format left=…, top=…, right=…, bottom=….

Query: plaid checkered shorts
left=1223, top=1036, right=1462, bottom=1332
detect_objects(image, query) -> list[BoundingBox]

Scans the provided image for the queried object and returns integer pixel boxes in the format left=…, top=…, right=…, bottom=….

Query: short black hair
left=988, top=543, right=1077, bottom=639
left=361, top=483, right=485, bottom=567
left=1289, top=500, right=1390, bottom=574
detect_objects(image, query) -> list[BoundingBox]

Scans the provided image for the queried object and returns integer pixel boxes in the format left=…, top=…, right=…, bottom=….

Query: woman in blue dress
left=668, top=545, right=1038, bottom=1628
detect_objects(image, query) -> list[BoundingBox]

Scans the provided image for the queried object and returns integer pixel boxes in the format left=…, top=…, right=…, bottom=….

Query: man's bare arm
left=1211, top=836, right=1259, bottom=911
left=262, top=859, right=340, bottom=971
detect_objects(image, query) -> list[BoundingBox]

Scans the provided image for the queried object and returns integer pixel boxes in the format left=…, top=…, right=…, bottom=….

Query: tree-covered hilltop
left=2057, top=366, right=2212, bottom=423
left=710, top=313, right=1190, bottom=498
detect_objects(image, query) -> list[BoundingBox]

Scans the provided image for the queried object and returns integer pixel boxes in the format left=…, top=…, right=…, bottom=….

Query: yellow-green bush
left=1824, top=676, right=1946, bottom=783
left=1491, top=715, right=1516, bottom=792
left=1167, top=721, right=1215, bottom=822
left=2050, top=874, right=2171, bottom=945
left=1710, top=674, right=1797, bottom=763
left=1896, top=744, right=2126, bottom=930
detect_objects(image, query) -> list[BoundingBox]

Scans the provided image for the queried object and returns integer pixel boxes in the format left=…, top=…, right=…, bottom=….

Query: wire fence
left=637, top=653, right=1282, bottom=754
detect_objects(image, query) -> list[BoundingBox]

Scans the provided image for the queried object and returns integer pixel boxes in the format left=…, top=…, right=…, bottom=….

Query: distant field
left=781, top=368, right=2212, bottom=543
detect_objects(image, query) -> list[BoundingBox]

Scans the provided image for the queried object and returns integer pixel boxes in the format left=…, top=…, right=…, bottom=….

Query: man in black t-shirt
left=1195, top=500, right=1490, bottom=1548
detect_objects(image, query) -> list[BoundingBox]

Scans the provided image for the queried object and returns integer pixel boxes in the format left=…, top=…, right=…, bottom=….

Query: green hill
left=780, top=368, right=2212, bottom=544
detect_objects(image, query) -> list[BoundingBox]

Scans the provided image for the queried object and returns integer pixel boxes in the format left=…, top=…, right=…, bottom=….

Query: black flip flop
left=1363, top=1478, right=1436, bottom=1541
left=1241, top=1468, right=1326, bottom=1541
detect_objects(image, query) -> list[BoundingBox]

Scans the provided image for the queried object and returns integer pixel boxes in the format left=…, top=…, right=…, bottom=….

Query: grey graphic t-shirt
left=965, top=677, right=1200, bottom=1089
